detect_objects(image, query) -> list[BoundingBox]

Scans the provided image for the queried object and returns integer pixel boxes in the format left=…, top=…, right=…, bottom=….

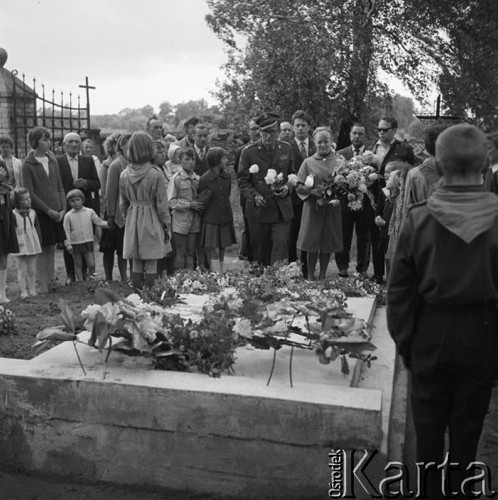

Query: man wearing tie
left=193, top=124, right=209, bottom=177
left=288, top=110, right=315, bottom=276
left=57, top=132, right=100, bottom=283
left=335, top=123, right=374, bottom=278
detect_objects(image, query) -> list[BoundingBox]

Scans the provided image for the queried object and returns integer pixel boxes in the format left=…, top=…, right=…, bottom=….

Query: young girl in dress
left=168, top=148, right=204, bottom=270
left=11, top=188, right=42, bottom=298
left=63, top=189, right=109, bottom=281
left=198, top=147, right=237, bottom=273
left=0, top=160, right=19, bottom=303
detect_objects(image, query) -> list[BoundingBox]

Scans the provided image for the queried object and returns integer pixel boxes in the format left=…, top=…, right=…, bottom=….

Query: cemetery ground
left=1, top=248, right=498, bottom=499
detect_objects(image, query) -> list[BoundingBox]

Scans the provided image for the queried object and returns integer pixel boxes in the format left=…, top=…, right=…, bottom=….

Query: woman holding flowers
left=295, top=127, right=342, bottom=280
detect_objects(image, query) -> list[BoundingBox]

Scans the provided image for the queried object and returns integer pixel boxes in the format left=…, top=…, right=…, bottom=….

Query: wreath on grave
left=33, top=263, right=378, bottom=380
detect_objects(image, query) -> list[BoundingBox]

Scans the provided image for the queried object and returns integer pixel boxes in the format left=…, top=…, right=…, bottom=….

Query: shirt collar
left=67, top=153, right=78, bottom=162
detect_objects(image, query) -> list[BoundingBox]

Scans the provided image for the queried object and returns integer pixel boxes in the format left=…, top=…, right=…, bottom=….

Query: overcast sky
left=1, top=0, right=228, bottom=115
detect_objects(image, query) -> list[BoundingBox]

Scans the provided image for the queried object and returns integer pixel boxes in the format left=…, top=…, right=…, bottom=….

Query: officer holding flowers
left=237, top=113, right=295, bottom=266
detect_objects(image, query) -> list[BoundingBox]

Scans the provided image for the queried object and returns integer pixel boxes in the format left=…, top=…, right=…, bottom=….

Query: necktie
left=69, top=157, right=78, bottom=180
left=198, top=149, right=204, bottom=160
left=300, top=141, right=307, bottom=158
left=354, top=148, right=361, bottom=156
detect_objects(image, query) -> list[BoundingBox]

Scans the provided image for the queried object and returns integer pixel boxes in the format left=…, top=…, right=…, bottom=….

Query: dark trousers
left=248, top=220, right=290, bottom=266
left=368, top=223, right=385, bottom=279
left=334, top=209, right=370, bottom=272
left=288, top=201, right=307, bottom=277
left=410, top=303, right=497, bottom=499
left=239, top=195, right=254, bottom=261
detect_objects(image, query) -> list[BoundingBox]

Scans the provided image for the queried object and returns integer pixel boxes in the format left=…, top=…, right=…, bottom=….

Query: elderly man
left=237, top=112, right=294, bottom=266
left=279, top=121, right=294, bottom=143
left=57, top=132, right=100, bottom=283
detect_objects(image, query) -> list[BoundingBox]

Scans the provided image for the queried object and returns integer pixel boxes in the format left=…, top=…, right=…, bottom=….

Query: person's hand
left=107, top=216, right=115, bottom=230
left=47, top=209, right=59, bottom=221
left=274, top=185, right=289, bottom=198
left=254, top=194, right=266, bottom=207
left=190, top=201, right=204, bottom=211
left=375, top=215, right=385, bottom=227
left=66, top=246, right=73, bottom=255
left=74, top=178, right=88, bottom=189
left=295, top=184, right=310, bottom=196
left=57, top=210, right=66, bottom=222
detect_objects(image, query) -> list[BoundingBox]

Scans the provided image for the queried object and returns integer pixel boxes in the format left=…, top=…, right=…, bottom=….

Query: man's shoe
left=338, top=270, right=349, bottom=278
left=358, top=272, right=369, bottom=280
left=238, top=254, right=249, bottom=261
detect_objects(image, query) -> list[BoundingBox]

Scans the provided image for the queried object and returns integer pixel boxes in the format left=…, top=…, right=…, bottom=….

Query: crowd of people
left=1, top=111, right=497, bottom=301
left=0, top=110, right=498, bottom=497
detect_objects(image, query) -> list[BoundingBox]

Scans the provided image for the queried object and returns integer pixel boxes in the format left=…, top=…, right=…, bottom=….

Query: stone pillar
left=0, top=48, right=37, bottom=159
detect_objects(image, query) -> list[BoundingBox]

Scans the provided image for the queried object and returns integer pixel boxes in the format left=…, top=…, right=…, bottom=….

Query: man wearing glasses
left=372, top=117, right=415, bottom=177
left=237, top=113, right=295, bottom=266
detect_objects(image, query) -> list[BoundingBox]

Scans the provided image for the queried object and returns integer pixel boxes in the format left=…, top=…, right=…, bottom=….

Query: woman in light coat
left=119, top=132, right=171, bottom=289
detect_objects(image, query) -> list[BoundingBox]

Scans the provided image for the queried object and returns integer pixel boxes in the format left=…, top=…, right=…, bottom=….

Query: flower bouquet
left=249, top=164, right=297, bottom=215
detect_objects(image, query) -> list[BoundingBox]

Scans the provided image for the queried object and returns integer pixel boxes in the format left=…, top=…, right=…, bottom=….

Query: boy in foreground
left=387, top=124, right=498, bottom=499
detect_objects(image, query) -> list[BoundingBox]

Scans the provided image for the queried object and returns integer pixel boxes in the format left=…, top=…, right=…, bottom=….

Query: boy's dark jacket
left=387, top=185, right=498, bottom=365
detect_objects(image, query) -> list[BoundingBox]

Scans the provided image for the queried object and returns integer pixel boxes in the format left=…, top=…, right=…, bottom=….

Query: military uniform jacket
left=237, top=139, right=294, bottom=223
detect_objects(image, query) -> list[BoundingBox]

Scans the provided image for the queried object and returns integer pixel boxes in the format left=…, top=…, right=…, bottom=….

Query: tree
left=206, top=0, right=449, bottom=140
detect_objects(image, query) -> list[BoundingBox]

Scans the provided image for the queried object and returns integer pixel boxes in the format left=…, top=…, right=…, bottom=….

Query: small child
left=167, top=148, right=204, bottom=270
left=374, top=163, right=401, bottom=280
left=387, top=124, right=498, bottom=498
left=198, top=147, right=237, bottom=273
left=163, top=144, right=183, bottom=187
left=11, top=188, right=42, bottom=298
left=63, top=189, right=109, bottom=281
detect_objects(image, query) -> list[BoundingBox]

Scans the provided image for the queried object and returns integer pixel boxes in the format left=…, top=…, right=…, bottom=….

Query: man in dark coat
left=288, top=110, right=315, bottom=277
left=237, top=113, right=294, bottom=266
left=57, top=132, right=100, bottom=283
left=371, top=116, right=415, bottom=177
left=335, top=123, right=373, bottom=278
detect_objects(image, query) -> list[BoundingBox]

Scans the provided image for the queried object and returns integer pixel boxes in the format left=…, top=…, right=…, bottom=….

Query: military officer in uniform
left=237, top=113, right=295, bottom=266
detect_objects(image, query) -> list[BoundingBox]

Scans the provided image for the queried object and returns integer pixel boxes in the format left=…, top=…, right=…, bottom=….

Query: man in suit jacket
left=177, top=116, right=200, bottom=149
left=288, top=110, right=315, bottom=277
left=335, top=123, right=373, bottom=279
left=371, top=116, right=415, bottom=177
left=192, top=123, right=209, bottom=177
left=237, top=113, right=295, bottom=266
left=57, top=132, right=100, bottom=282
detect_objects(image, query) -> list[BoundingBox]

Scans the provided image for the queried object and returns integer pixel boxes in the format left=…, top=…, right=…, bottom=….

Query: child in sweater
left=63, top=189, right=109, bottom=281
left=198, top=148, right=237, bottom=273
left=168, top=148, right=204, bottom=270
left=11, top=188, right=42, bottom=298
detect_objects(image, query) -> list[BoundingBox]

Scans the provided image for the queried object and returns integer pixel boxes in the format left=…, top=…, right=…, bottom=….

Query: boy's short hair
left=13, top=187, right=30, bottom=209
left=66, top=189, right=85, bottom=202
left=436, top=124, right=488, bottom=177
left=127, top=132, right=154, bottom=164
left=179, top=147, right=195, bottom=160
left=28, top=127, right=51, bottom=149
left=0, top=135, right=14, bottom=147
left=206, top=147, right=226, bottom=169
left=380, top=117, right=398, bottom=129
